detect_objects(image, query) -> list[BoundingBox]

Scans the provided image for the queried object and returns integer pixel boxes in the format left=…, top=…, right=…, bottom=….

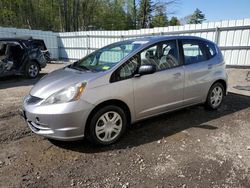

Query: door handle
left=173, top=72, right=181, bottom=78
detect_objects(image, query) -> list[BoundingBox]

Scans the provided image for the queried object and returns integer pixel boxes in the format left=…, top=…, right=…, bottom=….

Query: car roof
left=131, top=35, right=213, bottom=44
left=0, top=36, right=36, bottom=42
left=111, top=35, right=215, bottom=50
left=0, top=35, right=212, bottom=44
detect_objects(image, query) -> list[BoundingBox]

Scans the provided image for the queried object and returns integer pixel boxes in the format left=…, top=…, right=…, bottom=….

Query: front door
left=133, top=40, right=184, bottom=120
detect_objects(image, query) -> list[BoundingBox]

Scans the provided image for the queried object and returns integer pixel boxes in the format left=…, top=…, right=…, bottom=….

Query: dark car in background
left=0, top=37, right=48, bottom=78
left=29, top=38, right=51, bottom=62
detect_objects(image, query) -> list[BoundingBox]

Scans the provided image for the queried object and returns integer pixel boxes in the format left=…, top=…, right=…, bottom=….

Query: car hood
left=30, top=67, right=102, bottom=99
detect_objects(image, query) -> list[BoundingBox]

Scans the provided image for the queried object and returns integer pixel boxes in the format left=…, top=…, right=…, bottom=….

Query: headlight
left=42, top=82, right=86, bottom=105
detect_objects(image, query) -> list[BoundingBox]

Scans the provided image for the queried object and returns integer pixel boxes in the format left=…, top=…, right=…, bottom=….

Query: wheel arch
left=211, top=79, right=227, bottom=95
left=85, top=99, right=132, bottom=135
left=30, top=59, right=41, bottom=70
left=23, top=59, right=41, bottom=71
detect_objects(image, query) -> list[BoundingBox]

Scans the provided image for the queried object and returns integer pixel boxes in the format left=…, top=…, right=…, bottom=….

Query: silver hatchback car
left=22, top=36, right=228, bottom=145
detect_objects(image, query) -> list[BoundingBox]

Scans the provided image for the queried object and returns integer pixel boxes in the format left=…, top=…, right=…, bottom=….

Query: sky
left=171, top=0, right=250, bottom=22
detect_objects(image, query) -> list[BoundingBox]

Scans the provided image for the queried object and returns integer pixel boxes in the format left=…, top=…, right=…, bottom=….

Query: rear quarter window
left=204, top=42, right=217, bottom=59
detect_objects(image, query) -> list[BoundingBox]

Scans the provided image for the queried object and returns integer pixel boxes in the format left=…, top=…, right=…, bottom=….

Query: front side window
left=182, top=40, right=207, bottom=65
left=111, top=56, right=139, bottom=82
left=71, top=41, right=142, bottom=72
left=111, top=40, right=180, bottom=82
left=140, top=40, right=180, bottom=71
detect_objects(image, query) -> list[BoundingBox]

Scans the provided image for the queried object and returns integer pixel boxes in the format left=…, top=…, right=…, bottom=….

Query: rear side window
left=182, top=40, right=207, bottom=65
left=0, top=43, right=7, bottom=57
left=31, top=41, right=47, bottom=51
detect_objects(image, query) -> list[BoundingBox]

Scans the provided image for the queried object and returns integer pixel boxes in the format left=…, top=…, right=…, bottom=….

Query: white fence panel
left=58, top=18, right=250, bottom=66
left=0, top=18, right=250, bottom=66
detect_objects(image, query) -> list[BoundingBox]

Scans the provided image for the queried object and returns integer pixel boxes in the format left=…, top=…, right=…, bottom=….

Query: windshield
left=71, top=41, right=142, bottom=72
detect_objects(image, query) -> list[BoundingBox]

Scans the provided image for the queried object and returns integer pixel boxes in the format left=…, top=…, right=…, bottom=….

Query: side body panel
left=83, top=75, right=136, bottom=122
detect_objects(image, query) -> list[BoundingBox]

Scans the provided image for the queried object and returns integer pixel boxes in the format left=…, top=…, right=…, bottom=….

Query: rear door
left=180, top=39, right=216, bottom=105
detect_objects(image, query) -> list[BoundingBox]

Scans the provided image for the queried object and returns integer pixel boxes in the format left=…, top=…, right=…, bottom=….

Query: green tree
left=151, top=5, right=168, bottom=27
left=169, top=16, right=180, bottom=26
left=126, top=0, right=137, bottom=29
left=138, top=0, right=153, bottom=28
left=93, top=0, right=128, bottom=30
left=0, top=0, right=180, bottom=31
left=188, top=8, right=206, bottom=24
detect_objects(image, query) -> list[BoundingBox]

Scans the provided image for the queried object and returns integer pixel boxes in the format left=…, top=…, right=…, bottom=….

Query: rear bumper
left=22, top=97, right=95, bottom=141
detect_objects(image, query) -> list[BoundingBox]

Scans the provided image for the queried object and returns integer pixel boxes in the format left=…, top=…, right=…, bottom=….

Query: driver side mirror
left=135, top=64, right=156, bottom=77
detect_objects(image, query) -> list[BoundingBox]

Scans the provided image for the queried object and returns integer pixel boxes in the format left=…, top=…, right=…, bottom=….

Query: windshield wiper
left=80, top=65, right=91, bottom=71
left=69, top=64, right=91, bottom=71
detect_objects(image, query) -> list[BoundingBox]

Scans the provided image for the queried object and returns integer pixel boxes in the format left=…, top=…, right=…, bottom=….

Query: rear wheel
left=86, top=105, right=127, bottom=146
left=25, top=61, right=39, bottom=78
left=205, top=83, right=224, bottom=110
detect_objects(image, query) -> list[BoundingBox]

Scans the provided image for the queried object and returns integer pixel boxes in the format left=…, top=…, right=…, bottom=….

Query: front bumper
left=22, top=96, right=95, bottom=141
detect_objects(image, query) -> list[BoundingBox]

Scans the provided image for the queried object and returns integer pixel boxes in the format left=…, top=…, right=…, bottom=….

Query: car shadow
left=50, top=92, right=250, bottom=153
left=0, top=73, right=47, bottom=89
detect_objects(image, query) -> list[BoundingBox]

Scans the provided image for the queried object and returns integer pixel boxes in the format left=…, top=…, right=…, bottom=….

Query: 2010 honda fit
left=22, top=36, right=228, bottom=145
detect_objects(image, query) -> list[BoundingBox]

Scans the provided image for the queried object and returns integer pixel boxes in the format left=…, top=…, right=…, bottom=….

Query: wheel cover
left=95, top=111, right=122, bottom=142
left=29, top=64, right=38, bottom=77
left=210, top=86, right=223, bottom=108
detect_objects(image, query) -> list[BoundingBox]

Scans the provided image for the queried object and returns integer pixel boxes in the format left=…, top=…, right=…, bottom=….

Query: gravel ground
left=0, top=63, right=250, bottom=188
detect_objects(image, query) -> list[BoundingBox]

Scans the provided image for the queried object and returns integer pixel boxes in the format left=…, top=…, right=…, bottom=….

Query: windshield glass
left=71, top=41, right=142, bottom=72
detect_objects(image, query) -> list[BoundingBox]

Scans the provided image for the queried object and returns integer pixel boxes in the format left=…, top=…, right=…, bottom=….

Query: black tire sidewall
left=87, top=105, right=127, bottom=146
left=206, top=83, right=224, bottom=110
left=25, top=61, right=39, bottom=78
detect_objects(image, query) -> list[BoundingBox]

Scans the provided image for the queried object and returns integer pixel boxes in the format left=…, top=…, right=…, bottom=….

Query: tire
left=205, top=82, right=224, bottom=110
left=86, top=105, right=127, bottom=146
left=25, top=61, right=40, bottom=78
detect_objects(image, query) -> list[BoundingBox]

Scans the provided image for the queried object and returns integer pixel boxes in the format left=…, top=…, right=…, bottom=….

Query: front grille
left=26, top=95, right=43, bottom=104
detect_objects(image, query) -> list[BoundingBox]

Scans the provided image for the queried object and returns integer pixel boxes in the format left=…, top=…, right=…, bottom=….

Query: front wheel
left=205, top=83, right=224, bottom=110
left=86, top=105, right=127, bottom=146
left=25, top=61, right=40, bottom=78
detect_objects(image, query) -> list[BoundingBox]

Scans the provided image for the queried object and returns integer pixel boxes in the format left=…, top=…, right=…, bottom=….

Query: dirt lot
left=0, top=63, right=250, bottom=188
